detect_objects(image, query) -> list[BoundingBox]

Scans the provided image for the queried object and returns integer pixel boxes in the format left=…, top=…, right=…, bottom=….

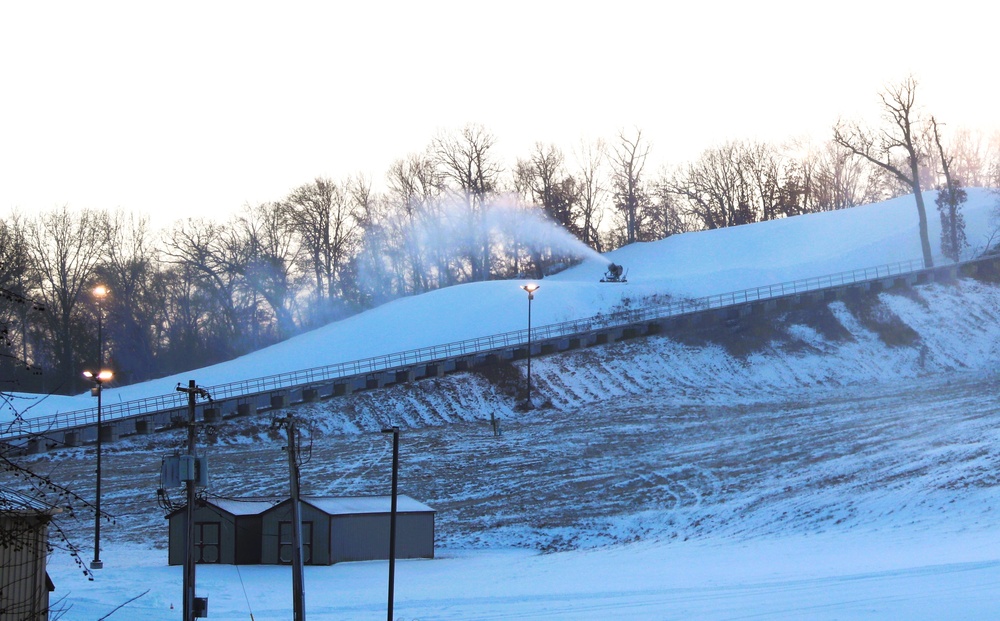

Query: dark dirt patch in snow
left=843, top=291, right=921, bottom=347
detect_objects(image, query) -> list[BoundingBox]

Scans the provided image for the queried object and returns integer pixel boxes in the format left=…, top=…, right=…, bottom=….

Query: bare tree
left=0, top=214, right=40, bottom=391
left=158, top=262, right=215, bottom=373
left=646, top=177, right=691, bottom=240
left=514, top=143, right=582, bottom=276
left=799, top=140, right=884, bottom=212
left=97, top=211, right=168, bottom=384
left=573, top=138, right=608, bottom=251
left=284, top=178, right=361, bottom=325
left=740, top=141, right=784, bottom=222
left=610, top=128, right=651, bottom=245
left=25, top=206, right=108, bottom=391
left=431, top=124, right=503, bottom=281
left=385, top=154, right=446, bottom=293
left=232, top=202, right=301, bottom=340
left=342, top=174, right=383, bottom=307
left=669, top=142, right=751, bottom=230
left=162, top=219, right=252, bottom=361
left=834, top=76, right=935, bottom=267
left=985, top=131, right=1000, bottom=188
left=515, top=143, right=580, bottom=234
left=943, top=127, right=999, bottom=188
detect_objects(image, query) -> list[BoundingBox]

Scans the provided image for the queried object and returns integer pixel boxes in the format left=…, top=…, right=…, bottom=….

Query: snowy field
left=12, top=189, right=1000, bottom=619
left=36, top=368, right=1000, bottom=620
left=45, top=528, right=1000, bottom=620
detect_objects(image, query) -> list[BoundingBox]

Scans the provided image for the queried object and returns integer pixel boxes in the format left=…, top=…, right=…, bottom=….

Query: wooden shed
left=1, top=490, right=59, bottom=621
left=167, top=495, right=435, bottom=566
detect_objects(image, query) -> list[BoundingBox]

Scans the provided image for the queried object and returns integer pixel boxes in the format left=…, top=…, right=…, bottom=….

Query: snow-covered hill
left=17, top=189, right=1000, bottom=620
left=9, top=189, right=1000, bottom=421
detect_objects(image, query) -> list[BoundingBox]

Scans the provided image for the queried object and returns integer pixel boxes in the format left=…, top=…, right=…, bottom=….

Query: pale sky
left=2, top=0, right=997, bottom=230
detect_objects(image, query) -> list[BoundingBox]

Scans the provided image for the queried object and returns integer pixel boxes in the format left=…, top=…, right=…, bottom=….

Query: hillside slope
left=10, top=189, right=1000, bottom=422
left=25, top=275, right=1000, bottom=554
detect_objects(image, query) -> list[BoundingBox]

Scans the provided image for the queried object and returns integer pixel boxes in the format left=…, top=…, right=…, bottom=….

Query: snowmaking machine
left=600, top=263, right=628, bottom=283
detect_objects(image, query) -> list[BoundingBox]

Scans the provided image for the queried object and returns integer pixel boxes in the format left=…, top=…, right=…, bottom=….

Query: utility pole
left=381, top=427, right=400, bottom=621
left=176, top=380, right=210, bottom=621
left=274, top=413, right=306, bottom=621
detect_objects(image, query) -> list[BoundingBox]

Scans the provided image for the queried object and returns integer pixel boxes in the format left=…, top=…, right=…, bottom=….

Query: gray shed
left=307, top=496, right=436, bottom=563
left=167, top=498, right=279, bottom=565
left=259, top=497, right=334, bottom=565
left=167, top=495, right=435, bottom=566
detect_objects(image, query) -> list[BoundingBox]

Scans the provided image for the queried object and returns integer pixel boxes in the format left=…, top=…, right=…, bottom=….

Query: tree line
left=3, top=78, right=998, bottom=396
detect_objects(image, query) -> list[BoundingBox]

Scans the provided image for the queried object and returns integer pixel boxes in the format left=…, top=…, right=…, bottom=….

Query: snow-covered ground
left=8, top=189, right=999, bottom=421
left=44, top=528, right=1000, bottom=620
left=14, top=189, right=1000, bottom=619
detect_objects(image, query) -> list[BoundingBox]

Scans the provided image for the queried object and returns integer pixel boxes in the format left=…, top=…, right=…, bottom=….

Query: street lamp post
left=93, top=285, right=107, bottom=367
left=520, top=283, right=540, bottom=409
left=380, top=427, right=400, bottom=621
left=83, top=368, right=112, bottom=570
left=88, top=284, right=109, bottom=570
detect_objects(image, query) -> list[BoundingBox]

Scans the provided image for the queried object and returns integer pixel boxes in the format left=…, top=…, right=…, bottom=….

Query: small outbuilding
left=1, top=490, right=60, bottom=621
left=307, top=496, right=436, bottom=563
left=167, top=495, right=435, bottom=566
left=166, top=497, right=278, bottom=566
left=260, top=497, right=335, bottom=565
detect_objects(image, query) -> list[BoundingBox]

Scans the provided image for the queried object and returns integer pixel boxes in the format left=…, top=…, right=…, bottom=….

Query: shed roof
left=209, top=497, right=283, bottom=516
left=165, top=496, right=283, bottom=519
left=303, top=495, right=435, bottom=515
left=168, top=495, right=436, bottom=519
left=0, top=489, right=62, bottom=516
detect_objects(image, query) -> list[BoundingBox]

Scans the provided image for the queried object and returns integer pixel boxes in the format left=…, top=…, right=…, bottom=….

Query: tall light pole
left=88, top=284, right=109, bottom=570
left=93, top=285, right=107, bottom=369
left=83, top=368, right=112, bottom=570
left=520, top=283, right=539, bottom=409
left=381, top=427, right=400, bottom=621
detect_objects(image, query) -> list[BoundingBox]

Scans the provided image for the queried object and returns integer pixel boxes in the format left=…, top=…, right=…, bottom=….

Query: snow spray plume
left=355, top=194, right=608, bottom=304
left=482, top=195, right=609, bottom=266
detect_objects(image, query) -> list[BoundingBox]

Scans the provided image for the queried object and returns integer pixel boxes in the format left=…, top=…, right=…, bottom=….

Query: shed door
left=195, top=522, right=221, bottom=563
left=278, top=521, right=313, bottom=565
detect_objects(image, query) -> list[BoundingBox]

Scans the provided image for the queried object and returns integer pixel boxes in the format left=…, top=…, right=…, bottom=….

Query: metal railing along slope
left=0, top=255, right=969, bottom=439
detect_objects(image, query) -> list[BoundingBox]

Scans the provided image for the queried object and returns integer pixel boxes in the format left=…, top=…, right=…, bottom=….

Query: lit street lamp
left=520, top=283, right=539, bottom=409
left=93, top=285, right=107, bottom=365
left=83, top=368, right=112, bottom=570
left=88, top=283, right=109, bottom=570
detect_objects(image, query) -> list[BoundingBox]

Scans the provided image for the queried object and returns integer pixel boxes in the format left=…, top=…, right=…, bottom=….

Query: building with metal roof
left=167, top=495, right=435, bottom=566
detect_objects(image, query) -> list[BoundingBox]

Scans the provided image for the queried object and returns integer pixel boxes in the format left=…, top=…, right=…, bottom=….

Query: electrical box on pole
left=161, top=455, right=209, bottom=488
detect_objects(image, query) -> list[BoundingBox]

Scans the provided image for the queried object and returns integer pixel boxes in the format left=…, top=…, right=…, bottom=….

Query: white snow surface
left=17, top=188, right=1000, bottom=619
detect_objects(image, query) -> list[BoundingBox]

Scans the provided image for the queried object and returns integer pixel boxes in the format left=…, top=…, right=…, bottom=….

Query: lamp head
left=520, top=283, right=540, bottom=298
left=93, top=285, right=108, bottom=299
left=83, top=369, right=113, bottom=382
